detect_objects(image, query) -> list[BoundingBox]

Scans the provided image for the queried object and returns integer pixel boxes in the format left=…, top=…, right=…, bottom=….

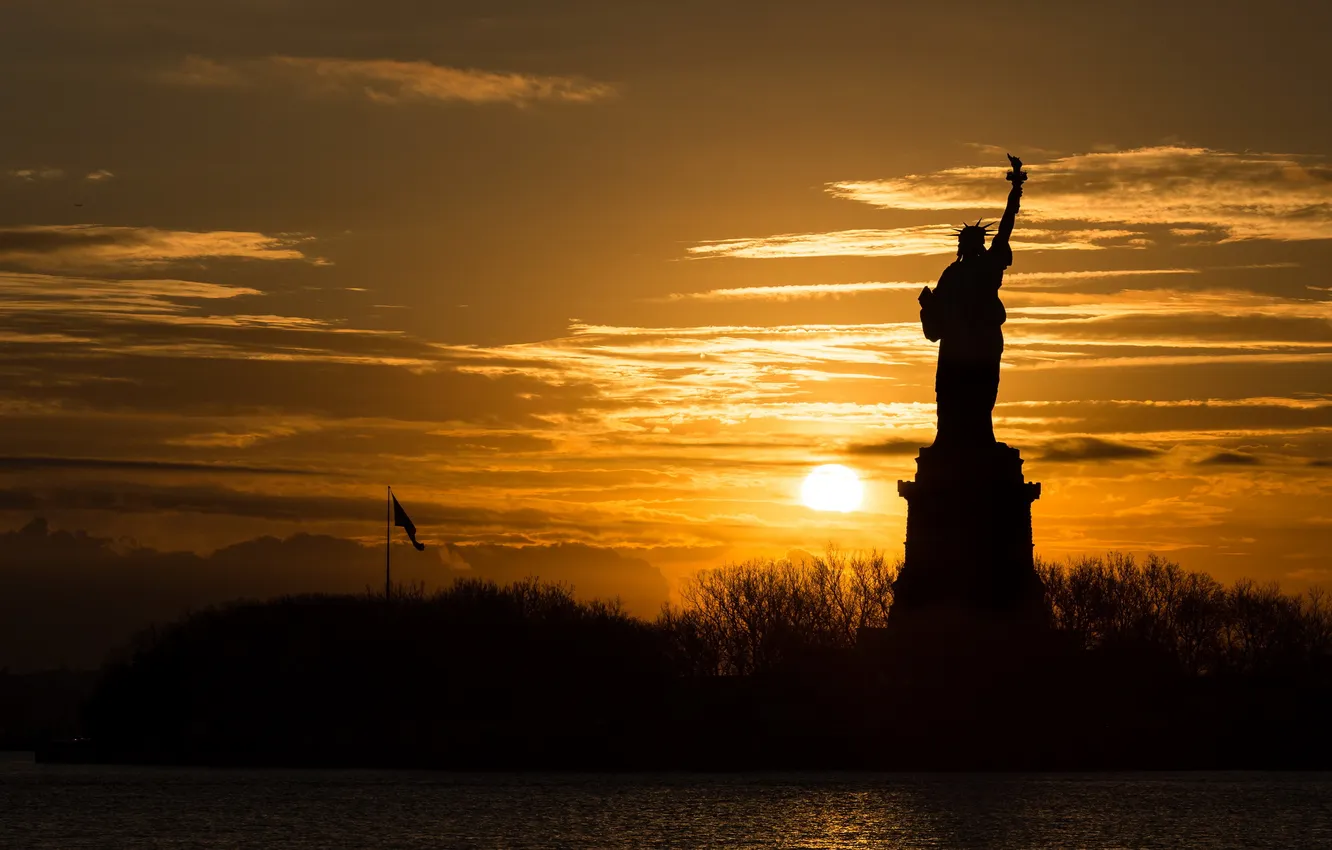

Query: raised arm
left=991, top=154, right=1025, bottom=258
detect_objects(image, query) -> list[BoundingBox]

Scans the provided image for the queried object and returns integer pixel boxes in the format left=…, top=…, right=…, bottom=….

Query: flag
left=392, top=493, right=426, bottom=550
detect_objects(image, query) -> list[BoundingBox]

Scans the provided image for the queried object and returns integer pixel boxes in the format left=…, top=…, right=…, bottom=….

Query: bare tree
left=1042, top=553, right=1330, bottom=678
left=659, top=548, right=899, bottom=676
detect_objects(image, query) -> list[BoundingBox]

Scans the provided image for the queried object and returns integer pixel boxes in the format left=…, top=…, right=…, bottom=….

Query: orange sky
left=1, top=1, right=1330, bottom=635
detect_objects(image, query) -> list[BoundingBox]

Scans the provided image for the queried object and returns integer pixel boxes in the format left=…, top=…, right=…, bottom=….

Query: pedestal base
left=893, top=441, right=1043, bottom=623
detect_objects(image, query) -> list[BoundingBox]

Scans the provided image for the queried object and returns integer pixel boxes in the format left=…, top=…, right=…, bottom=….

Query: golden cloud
left=0, top=272, right=258, bottom=317
left=830, top=146, right=1332, bottom=242
left=430, top=281, right=1332, bottom=456
left=668, top=269, right=1201, bottom=302
left=686, top=225, right=1136, bottom=259
left=0, top=225, right=317, bottom=272
left=666, top=281, right=926, bottom=301
left=6, top=304, right=1329, bottom=563
left=0, top=271, right=432, bottom=366
left=164, top=55, right=617, bottom=106
left=7, top=167, right=64, bottom=181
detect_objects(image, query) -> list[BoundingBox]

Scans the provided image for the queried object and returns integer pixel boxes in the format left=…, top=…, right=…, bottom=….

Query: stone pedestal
left=892, top=442, right=1044, bottom=624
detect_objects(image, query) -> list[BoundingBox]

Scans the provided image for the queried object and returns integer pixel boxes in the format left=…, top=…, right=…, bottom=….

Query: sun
left=800, top=464, right=864, bottom=513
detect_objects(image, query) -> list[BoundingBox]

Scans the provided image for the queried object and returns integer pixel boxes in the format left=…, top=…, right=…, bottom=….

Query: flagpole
left=386, top=485, right=391, bottom=602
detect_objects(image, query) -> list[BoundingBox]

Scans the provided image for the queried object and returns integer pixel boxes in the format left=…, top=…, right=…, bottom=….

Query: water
left=3, top=752, right=1331, bottom=849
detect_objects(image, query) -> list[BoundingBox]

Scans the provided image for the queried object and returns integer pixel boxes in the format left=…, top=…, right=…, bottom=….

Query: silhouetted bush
left=82, top=578, right=668, bottom=767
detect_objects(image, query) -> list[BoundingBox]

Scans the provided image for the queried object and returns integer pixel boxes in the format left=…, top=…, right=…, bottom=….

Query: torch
left=1005, top=153, right=1027, bottom=186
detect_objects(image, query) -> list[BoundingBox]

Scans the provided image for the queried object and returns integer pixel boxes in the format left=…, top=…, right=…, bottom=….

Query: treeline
left=659, top=550, right=1332, bottom=680
left=40, top=553, right=1332, bottom=770
left=1041, top=553, right=1332, bottom=677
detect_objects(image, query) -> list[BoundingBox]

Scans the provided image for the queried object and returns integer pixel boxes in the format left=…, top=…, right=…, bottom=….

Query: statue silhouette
left=919, top=154, right=1026, bottom=446
left=892, top=155, right=1042, bottom=626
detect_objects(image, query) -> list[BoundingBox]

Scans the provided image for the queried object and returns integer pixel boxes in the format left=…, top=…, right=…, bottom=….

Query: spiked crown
left=953, top=218, right=996, bottom=254
left=953, top=218, right=994, bottom=245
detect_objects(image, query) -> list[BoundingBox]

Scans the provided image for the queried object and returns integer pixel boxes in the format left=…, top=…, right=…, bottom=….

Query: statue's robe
left=920, top=240, right=1011, bottom=446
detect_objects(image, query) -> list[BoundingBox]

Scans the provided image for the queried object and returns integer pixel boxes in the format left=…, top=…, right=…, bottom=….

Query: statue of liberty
left=918, top=154, right=1026, bottom=447
left=892, top=155, right=1042, bottom=624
